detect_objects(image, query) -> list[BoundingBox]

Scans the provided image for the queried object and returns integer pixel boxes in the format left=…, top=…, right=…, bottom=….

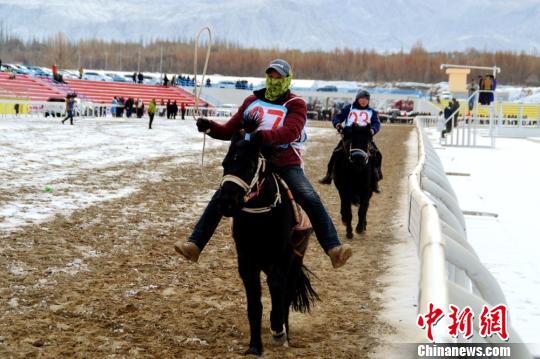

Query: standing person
left=441, top=101, right=454, bottom=138
left=132, top=72, right=137, bottom=83
left=180, top=102, right=186, bottom=120
left=318, top=90, right=383, bottom=193
left=159, top=99, right=166, bottom=117
left=163, top=74, right=169, bottom=87
left=171, top=100, right=178, bottom=119
left=174, top=59, right=353, bottom=268
left=134, top=98, right=140, bottom=118
left=485, top=75, right=496, bottom=105
left=61, top=95, right=75, bottom=125
left=52, top=64, right=57, bottom=81
left=166, top=99, right=171, bottom=119
left=137, top=99, right=144, bottom=118
left=468, top=79, right=477, bottom=112
left=478, top=75, right=486, bottom=105
left=450, top=97, right=460, bottom=128
left=111, top=97, right=117, bottom=117
left=125, top=97, right=134, bottom=118
left=78, top=67, right=84, bottom=79
left=137, top=72, right=143, bottom=84
left=148, top=98, right=156, bottom=129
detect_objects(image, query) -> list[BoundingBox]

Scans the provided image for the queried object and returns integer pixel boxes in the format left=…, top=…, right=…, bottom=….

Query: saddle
left=277, top=176, right=313, bottom=258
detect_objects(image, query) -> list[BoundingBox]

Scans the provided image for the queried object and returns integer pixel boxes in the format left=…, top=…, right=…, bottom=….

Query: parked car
left=143, top=75, right=161, bottom=85
left=217, top=80, right=236, bottom=89
left=107, top=74, right=127, bottom=82
left=82, top=71, right=110, bottom=81
left=439, top=91, right=452, bottom=100
left=316, top=85, right=338, bottom=92
left=26, top=66, right=50, bottom=77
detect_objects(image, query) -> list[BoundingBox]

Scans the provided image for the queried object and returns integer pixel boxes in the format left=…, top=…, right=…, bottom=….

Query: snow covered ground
left=423, top=128, right=540, bottom=356
left=0, top=116, right=331, bottom=232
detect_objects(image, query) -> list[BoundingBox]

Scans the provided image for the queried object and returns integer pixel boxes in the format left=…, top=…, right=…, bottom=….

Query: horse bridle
left=349, top=145, right=370, bottom=164
left=220, top=155, right=282, bottom=213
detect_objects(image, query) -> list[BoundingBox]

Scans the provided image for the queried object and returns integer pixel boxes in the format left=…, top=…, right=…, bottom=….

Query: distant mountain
left=1, top=0, right=540, bottom=52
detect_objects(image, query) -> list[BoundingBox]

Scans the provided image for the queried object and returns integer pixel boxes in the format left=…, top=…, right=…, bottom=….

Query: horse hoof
left=270, top=333, right=289, bottom=347
left=346, top=231, right=353, bottom=239
left=244, top=346, right=263, bottom=356
left=355, top=226, right=364, bottom=234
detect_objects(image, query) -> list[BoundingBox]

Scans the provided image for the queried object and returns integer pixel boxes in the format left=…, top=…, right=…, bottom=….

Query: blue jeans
left=188, top=165, right=342, bottom=253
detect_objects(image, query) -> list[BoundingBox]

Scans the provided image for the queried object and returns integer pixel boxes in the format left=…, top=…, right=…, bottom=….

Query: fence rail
left=408, top=117, right=531, bottom=356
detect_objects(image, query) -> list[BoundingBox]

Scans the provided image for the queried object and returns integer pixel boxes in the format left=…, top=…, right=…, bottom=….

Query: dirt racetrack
left=0, top=123, right=413, bottom=358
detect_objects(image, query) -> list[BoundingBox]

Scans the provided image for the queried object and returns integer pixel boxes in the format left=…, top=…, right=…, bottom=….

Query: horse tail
left=289, top=261, right=319, bottom=313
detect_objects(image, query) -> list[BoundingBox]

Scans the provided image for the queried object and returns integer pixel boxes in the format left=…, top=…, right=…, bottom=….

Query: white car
left=82, top=71, right=110, bottom=81
left=439, top=91, right=452, bottom=100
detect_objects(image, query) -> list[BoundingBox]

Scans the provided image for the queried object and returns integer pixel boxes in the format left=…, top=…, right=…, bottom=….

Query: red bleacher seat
left=0, top=73, right=64, bottom=101
left=64, top=79, right=208, bottom=106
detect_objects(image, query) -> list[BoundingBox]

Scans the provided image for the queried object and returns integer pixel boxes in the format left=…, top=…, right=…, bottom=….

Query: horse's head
left=219, top=133, right=266, bottom=217
left=343, top=123, right=372, bottom=171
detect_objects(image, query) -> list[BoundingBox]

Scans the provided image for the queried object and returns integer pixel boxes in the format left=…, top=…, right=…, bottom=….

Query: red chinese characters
left=448, top=305, right=474, bottom=339
left=417, top=303, right=445, bottom=342
left=417, top=303, right=509, bottom=342
left=479, top=304, right=509, bottom=341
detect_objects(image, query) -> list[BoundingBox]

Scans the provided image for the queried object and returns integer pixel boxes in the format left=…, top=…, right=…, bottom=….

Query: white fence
left=0, top=98, right=238, bottom=119
left=408, top=117, right=532, bottom=357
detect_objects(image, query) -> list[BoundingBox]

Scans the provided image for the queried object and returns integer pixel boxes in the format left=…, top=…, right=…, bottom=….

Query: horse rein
left=349, top=145, right=370, bottom=164
left=220, top=156, right=283, bottom=214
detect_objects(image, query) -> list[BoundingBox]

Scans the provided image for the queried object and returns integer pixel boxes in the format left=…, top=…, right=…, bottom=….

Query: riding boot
left=327, top=244, right=353, bottom=268
left=174, top=241, right=201, bottom=262
left=319, top=145, right=340, bottom=185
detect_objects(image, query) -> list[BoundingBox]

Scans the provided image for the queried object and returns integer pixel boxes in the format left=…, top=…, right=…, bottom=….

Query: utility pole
left=137, top=47, right=141, bottom=72
left=117, top=51, right=123, bottom=71
left=104, top=51, right=108, bottom=70
left=159, top=45, right=163, bottom=75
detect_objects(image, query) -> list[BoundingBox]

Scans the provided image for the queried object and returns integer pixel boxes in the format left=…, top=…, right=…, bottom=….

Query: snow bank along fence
left=407, top=118, right=531, bottom=357
left=0, top=98, right=238, bottom=119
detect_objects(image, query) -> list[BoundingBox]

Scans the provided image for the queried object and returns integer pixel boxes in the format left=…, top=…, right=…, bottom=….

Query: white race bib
left=244, top=99, right=307, bottom=149
left=345, top=108, right=373, bottom=127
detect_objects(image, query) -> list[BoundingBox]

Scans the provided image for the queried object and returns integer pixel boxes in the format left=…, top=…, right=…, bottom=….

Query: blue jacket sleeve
left=332, top=104, right=351, bottom=128
left=371, top=109, right=381, bottom=135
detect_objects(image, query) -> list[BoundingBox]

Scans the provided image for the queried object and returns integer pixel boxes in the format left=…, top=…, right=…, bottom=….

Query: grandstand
left=64, top=79, right=208, bottom=106
left=0, top=73, right=65, bottom=101
left=0, top=72, right=209, bottom=108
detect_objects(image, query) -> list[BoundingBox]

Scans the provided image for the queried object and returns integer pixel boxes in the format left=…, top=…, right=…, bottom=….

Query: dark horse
left=332, top=124, right=374, bottom=239
left=218, top=133, right=318, bottom=356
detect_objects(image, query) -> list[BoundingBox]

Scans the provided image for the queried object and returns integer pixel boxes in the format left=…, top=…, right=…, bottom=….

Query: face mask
left=265, top=74, right=292, bottom=101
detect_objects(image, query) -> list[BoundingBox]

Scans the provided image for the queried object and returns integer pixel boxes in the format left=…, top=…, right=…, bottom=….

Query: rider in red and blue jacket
left=320, top=89, right=383, bottom=192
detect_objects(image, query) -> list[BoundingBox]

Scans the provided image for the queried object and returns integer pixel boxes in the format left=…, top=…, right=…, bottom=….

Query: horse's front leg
left=266, top=269, right=289, bottom=347
left=239, top=262, right=263, bottom=356
left=356, top=191, right=372, bottom=234
left=337, top=187, right=353, bottom=239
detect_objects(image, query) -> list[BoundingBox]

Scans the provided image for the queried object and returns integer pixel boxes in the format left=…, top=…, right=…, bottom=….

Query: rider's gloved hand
left=243, top=109, right=262, bottom=133
left=196, top=117, right=212, bottom=133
